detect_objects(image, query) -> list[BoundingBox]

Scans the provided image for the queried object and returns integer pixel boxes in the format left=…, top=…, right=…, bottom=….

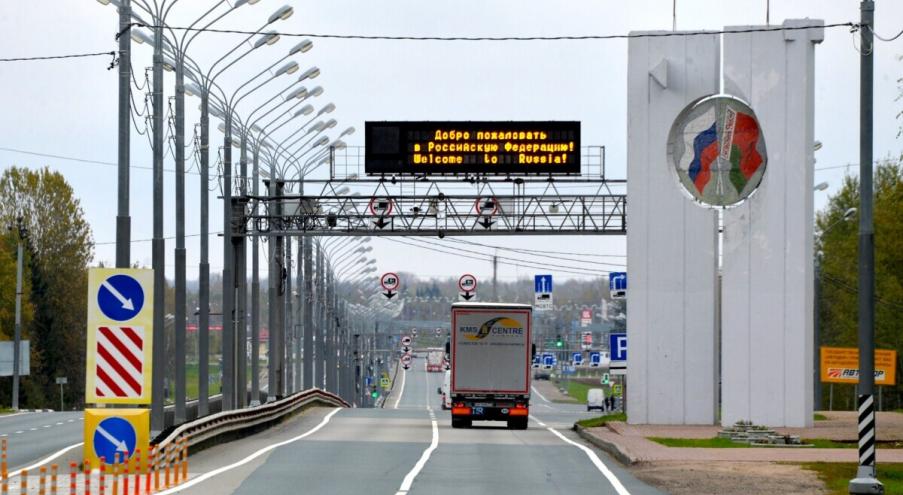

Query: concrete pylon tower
left=626, top=31, right=720, bottom=425
left=721, top=20, right=824, bottom=428
left=626, top=20, right=823, bottom=427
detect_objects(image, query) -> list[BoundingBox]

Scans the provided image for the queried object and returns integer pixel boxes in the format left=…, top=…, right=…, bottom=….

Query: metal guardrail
left=155, top=388, right=349, bottom=452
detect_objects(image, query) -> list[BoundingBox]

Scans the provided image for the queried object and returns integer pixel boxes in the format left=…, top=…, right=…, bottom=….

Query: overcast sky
left=1, top=0, right=901, bottom=290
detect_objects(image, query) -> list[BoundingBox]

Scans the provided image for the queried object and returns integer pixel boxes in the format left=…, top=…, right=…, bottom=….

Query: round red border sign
left=458, top=273, right=477, bottom=292
left=380, top=272, right=400, bottom=291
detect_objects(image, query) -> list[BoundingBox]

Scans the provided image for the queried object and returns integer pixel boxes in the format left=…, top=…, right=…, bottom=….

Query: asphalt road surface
left=177, top=364, right=661, bottom=495
left=0, top=411, right=84, bottom=470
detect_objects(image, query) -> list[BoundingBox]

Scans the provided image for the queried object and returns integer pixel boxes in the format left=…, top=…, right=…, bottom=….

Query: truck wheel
left=508, top=417, right=528, bottom=430
left=452, top=417, right=471, bottom=428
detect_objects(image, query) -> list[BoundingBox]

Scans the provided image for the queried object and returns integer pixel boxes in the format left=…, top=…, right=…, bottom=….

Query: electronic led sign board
left=365, top=121, right=580, bottom=175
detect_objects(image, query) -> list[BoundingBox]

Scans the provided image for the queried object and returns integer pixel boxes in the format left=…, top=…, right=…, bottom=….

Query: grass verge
left=814, top=413, right=828, bottom=421
left=649, top=437, right=749, bottom=448
left=575, top=412, right=627, bottom=428
left=800, top=462, right=903, bottom=495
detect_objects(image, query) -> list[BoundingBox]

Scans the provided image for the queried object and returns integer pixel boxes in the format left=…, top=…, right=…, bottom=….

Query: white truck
left=450, top=302, right=533, bottom=429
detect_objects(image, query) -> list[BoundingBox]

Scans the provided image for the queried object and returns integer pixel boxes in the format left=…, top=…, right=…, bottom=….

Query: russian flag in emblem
left=680, top=107, right=718, bottom=194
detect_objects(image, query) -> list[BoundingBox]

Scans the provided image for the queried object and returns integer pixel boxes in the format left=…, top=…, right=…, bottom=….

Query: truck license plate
left=475, top=402, right=493, bottom=407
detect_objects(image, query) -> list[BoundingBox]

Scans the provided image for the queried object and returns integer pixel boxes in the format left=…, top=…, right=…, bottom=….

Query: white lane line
left=393, top=367, right=407, bottom=409
left=530, top=415, right=630, bottom=495
left=0, top=412, right=32, bottom=420
left=28, top=428, right=36, bottom=431
left=531, top=386, right=550, bottom=403
left=395, top=382, right=439, bottom=495
left=156, top=408, right=342, bottom=495
left=55, top=422, right=63, bottom=426
left=14, top=431, right=22, bottom=435
left=7, top=442, right=84, bottom=479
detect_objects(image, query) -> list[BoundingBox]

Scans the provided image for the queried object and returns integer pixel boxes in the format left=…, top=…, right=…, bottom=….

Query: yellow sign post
left=820, top=346, right=897, bottom=386
left=84, top=409, right=150, bottom=470
left=85, top=268, right=153, bottom=405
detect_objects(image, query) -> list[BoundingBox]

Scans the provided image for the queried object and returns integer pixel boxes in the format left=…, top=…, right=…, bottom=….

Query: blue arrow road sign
left=573, top=352, right=584, bottom=365
left=542, top=353, right=554, bottom=367
left=97, top=274, right=144, bottom=321
left=610, top=333, right=627, bottom=362
left=534, top=274, right=553, bottom=294
left=93, top=416, right=137, bottom=463
left=609, top=272, right=627, bottom=292
left=590, top=352, right=601, bottom=365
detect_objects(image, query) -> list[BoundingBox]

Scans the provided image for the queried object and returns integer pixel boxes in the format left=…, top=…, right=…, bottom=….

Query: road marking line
left=7, top=442, right=84, bottom=479
left=28, top=428, right=36, bottom=431
left=0, top=412, right=32, bottom=420
left=393, top=367, right=407, bottom=409
left=14, top=431, right=22, bottom=434
left=395, top=406, right=439, bottom=495
left=530, top=415, right=630, bottom=495
left=154, top=408, right=342, bottom=494
left=55, top=422, right=63, bottom=425
left=531, top=386, right=550, bottom=403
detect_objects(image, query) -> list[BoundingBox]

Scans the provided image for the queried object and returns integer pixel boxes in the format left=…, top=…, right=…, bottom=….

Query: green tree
left=0, top=167, right=93, bottom=409
left=817, top=159, right=903, bottom=410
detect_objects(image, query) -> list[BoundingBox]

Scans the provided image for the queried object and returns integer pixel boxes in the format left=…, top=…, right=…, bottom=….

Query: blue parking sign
left=610, top=333, right=627, bottom=361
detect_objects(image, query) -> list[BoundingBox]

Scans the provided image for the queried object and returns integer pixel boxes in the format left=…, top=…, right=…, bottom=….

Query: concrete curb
left=573, top=424, right=637, bottom=465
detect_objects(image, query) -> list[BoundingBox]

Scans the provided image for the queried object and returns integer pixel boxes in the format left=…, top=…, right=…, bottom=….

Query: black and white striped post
left=849, top=1, right=883, bottom=494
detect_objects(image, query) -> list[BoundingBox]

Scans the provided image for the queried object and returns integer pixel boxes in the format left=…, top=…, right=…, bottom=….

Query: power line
left=95, top=231, right=223, bottom=245
left=445, top=237, right=626, bottom=259
left=0, top=146, right=203, bottom=176
left=151, top=22, right=858, bottom=42
left=382, top=236, right=611, bottom=276
left=0, top=51, right=115, bottom=63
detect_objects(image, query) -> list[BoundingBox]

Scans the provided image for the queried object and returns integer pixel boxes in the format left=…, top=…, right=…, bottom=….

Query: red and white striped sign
left=94, top=326, right=145, bottom=399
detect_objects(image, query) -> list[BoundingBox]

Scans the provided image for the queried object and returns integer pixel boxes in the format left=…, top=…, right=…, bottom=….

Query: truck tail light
left=451, top=406, right=472, bottom=416
left=509, top=404, right=528, bottom=416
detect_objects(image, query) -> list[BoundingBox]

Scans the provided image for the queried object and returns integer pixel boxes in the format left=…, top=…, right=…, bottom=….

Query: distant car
left=533, top=369, right=551, bottom=380
left=587, top=388, right=606, bottom=412
left=438, top=370, right=451, bottom=410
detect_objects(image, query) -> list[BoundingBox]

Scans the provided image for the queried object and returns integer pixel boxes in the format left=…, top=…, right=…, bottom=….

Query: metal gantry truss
left=237, top=178, right=626, bottom=237
left=232, top=145, right=625, bottom=237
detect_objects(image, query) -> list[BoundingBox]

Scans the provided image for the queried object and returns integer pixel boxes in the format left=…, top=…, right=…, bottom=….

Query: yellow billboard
left=85, top=268, right=154, bottom=404
left=820, top=346, right=897, bottom=386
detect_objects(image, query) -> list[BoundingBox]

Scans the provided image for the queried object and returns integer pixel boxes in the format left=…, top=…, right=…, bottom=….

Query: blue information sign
left=97, top=274, right=145, bottom=321
left=589, top=352, right=602, bottom=366
left=534, top=274, right=553, bottom=294
left=610, top=333, right=627, bottom=362
left=609, top=272, right=627, bottom=292
left=572, top=352, right=584, bottom=365
left=542, top=353, right=555, bottom=367
left=93, top=417, right=137, bottom=463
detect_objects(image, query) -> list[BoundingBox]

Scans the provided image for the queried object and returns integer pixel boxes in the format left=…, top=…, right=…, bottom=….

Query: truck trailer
left=450, top=302, right=532, bottom=429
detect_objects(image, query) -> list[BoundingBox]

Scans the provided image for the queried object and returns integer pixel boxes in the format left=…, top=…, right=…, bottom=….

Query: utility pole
left=316, top=246, right=325, bottom=389
left=174, top=49, right=187, bottom=425
left=150, top=20, right=166, bottom=433
left=115, top=0, right=131, bottom=269
left=236, top=139, right=249, bottom=408
left=268, top=180, right=286, bottom=399
left=850, top=1, right=883, bottom=493
left=197, top=90, right=211, bottom=417
left=492, top=254, right=498, bottom=301
left=285, top=237, right=294, bottom=392
left=250, top=150, right=261, bottom=406
left=12, top=220, right=24, bottom=411
left=222, top=112, right=236, bottom=412
left=302, top=236, right=314, bottom=390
